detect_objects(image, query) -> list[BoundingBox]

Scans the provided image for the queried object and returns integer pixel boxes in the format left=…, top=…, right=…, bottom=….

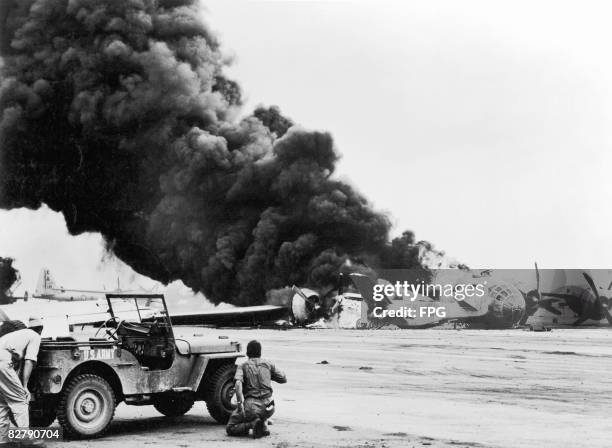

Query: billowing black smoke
left=0, top=0, right=435, bottom=306
left=0, top=257, right=19, bottom=304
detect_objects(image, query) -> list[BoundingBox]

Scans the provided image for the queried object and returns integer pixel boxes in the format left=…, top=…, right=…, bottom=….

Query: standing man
left=0, top=317, right=43, bottom=445
left=226, top=340, right=287, bottom=439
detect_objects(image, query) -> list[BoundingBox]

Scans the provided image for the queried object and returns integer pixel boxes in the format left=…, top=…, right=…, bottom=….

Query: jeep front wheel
left=57, top=374, right=116, bottom=439
left=153, top=394, right=194, bottom=417
left=205, top=363, right=236, bottom=424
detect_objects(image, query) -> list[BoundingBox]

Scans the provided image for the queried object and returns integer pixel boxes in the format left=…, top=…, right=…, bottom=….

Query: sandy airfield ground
left=47, top=328, right=612, bottom=448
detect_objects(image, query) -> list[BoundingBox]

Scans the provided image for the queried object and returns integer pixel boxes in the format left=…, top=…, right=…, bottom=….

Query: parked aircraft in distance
left=33, top=268, right=152, bottom=301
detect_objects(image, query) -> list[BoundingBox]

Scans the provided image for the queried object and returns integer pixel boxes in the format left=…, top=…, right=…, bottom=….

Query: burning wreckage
left=0, top=256, right=526, bottom=330
left=1, top=1, right=611, bottom=333
left=160, top=267, right=612, bottom=330
left=4, top=260, right=612, bottom=331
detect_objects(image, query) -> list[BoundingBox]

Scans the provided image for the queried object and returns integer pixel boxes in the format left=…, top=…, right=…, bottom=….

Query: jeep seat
left=116, top=321, right=174, bottom=370
left=117, top=320, right=170, bottom=338
left=117, top=321, right=152, bottom=337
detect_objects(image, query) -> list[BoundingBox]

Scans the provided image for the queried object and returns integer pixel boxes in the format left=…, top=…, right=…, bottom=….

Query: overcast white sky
left=2, top=0, right=612, bottom=293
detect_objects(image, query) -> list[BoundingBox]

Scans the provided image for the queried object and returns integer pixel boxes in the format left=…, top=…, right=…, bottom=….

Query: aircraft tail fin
left=35, top=268, right=57, bottom=296
left=348, top=274, right=376, bottom=304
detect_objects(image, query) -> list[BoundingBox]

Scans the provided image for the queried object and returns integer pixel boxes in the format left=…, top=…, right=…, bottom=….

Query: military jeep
left=28, top=294, right=243, bottom=439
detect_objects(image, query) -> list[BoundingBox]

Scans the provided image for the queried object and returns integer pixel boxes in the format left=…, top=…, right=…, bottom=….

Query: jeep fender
left=191, top=354, right=242, bottom=394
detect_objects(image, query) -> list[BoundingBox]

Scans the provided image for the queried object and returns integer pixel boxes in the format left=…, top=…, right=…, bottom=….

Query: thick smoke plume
left=0, top=257, right=19, bottom=304
left=0, top=0, right=438, bottom=306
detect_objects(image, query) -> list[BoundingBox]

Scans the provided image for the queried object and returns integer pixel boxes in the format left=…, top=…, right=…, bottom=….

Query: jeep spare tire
left=205, top=363, right=236, bottom=424
left=57, top=374, right=116, bottom=439
left=153, top=393, right=195, bottom=417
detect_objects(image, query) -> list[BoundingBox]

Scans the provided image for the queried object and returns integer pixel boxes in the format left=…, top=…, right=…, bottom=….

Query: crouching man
left=226, top=340, right=287, bottom=439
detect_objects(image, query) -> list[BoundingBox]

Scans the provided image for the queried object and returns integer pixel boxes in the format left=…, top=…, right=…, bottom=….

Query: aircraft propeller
left=523, top=262, right=542, bottom=318
left=534, top=262, right=541, bottom=302
left=582, top=272, right=612, bottom=325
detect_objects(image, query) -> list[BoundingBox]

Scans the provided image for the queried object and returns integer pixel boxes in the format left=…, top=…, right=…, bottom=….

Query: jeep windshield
left=105, top=294, right=168, bottom=322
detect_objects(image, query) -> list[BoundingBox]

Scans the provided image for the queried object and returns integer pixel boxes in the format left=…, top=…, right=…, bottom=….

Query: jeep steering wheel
left=94, top=316, right=123, bottom=341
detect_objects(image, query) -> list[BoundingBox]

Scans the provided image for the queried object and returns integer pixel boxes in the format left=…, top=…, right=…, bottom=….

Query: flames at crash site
left=0, top=0, right=445, bottom=308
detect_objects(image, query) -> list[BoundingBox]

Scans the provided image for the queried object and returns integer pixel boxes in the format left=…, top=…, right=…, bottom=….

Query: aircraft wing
left=162, top=305, right=290, bottom=326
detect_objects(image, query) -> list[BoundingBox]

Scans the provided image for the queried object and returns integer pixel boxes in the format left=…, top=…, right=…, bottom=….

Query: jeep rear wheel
left=205, top=363, right=236, bottom=424
left=153, top=394, right=194, bottom=417
left=57, top=374, right=116, bottom=439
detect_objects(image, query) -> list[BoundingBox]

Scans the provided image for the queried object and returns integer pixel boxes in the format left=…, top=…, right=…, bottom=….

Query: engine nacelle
left=290, top=287, right=321, bottom=326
